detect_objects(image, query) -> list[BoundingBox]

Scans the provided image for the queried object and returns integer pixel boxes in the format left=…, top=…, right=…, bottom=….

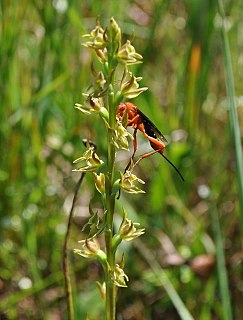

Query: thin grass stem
left=63, top=173, right=85, bottom=320
left=217, top=0, right=243, bottom=241
left=135, top=239, right=195, bottom=320
left=210, top=206, right=233, bottom=320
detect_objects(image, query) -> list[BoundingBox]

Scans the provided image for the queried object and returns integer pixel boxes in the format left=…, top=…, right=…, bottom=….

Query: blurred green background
left=1, top=0, right=243, bottom=319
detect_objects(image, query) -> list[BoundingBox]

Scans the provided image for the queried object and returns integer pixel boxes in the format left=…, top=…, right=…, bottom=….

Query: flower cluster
left=73, top=18, right=147, bottom=311
left=76, top=18, right=147, bottom=117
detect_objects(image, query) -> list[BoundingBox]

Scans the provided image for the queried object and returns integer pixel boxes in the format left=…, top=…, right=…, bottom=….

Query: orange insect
left=117, top=102, right=184, bottom=181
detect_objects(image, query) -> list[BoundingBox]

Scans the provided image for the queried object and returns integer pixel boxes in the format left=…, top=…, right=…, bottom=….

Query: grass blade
left=135, top=240, right=195, bottom=320
left=210, top=206, right=233, bottom=320
left=217, top=0, right=243, bottom=239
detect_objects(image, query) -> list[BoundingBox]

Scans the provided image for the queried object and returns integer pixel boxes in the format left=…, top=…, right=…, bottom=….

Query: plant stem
left=63, top=173, right=85, bottom=320
left=105, top=83, right=116, bottom=319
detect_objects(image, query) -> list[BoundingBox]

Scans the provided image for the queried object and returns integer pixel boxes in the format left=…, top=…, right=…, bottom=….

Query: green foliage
left=1, top=1, right=242, bottom=319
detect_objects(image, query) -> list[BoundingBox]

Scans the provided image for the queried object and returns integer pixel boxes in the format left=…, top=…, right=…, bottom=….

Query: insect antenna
left=161, top=154, right=184, bottom=181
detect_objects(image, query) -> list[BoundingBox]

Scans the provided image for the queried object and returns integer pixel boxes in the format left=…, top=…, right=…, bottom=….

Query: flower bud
left=93, top=172, right=105, bottom=194
left=94, top=71, right=106, bottom=90
left=96, top=48, right=108, bottom=63
left=96, top=281, right=106, bottom=300
left=109, top=17, right=121, bottom=53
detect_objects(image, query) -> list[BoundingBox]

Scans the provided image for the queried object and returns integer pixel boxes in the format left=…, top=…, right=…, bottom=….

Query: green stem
left=63, top=173, right=85, bottom=320
left=103, top=19, right=122, bottom=319
left=105, top=83, right=116, bottom=319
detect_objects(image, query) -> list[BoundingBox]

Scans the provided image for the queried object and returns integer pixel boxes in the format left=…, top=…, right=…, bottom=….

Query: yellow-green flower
left=117, top=40, right=143, bottom=65
left=74, top=238, right=106, bottom=261
left=82, top=24, right=107, bottom=49
left=120, top=71, right=148, bottom=99
left=119, top=170, right=145, bottom=194
left=110, top=264, right=129, bottom=287
left=119, top=210, right=145, bottom=241
left=112, top=118, right=133, bottom=150
left=73, top=145, right=103, bottom=172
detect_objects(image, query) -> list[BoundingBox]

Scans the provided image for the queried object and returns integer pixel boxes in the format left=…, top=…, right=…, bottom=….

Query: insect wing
left=137, top=109, right=168, bottom=143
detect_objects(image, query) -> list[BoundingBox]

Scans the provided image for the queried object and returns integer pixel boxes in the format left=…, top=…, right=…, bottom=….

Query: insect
left=117, top=102, right=184, bottom=181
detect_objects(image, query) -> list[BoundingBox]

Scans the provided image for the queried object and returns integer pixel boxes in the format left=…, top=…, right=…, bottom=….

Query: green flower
left=119, top=209, right=145, bottom=241
left=75, top=95, right=109, bottom=121
left=117, top=40, right=143, bottom=65
left=120, top=71, right=148, bottom=99
left=73, top=145, right=103, bottom=172
left=110, top=264, right=129, bottom=287
left=119, top=170, right=145, bottom=194
left=82, top=24, right=107, bottom=49
left=75, top=95, right=103, bottom=114
left=93, top=172, right=105, bottom=194
left=112, top=118, right=133, bottom=150
left=74, top=238, right=106, bottom=261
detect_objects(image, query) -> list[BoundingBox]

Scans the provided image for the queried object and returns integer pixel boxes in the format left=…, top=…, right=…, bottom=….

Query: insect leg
left=124, top=127, right=138, bottom=172
left=130, top=131, right=165, bottom=172
left=132, top=148, right=161, bottom=171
